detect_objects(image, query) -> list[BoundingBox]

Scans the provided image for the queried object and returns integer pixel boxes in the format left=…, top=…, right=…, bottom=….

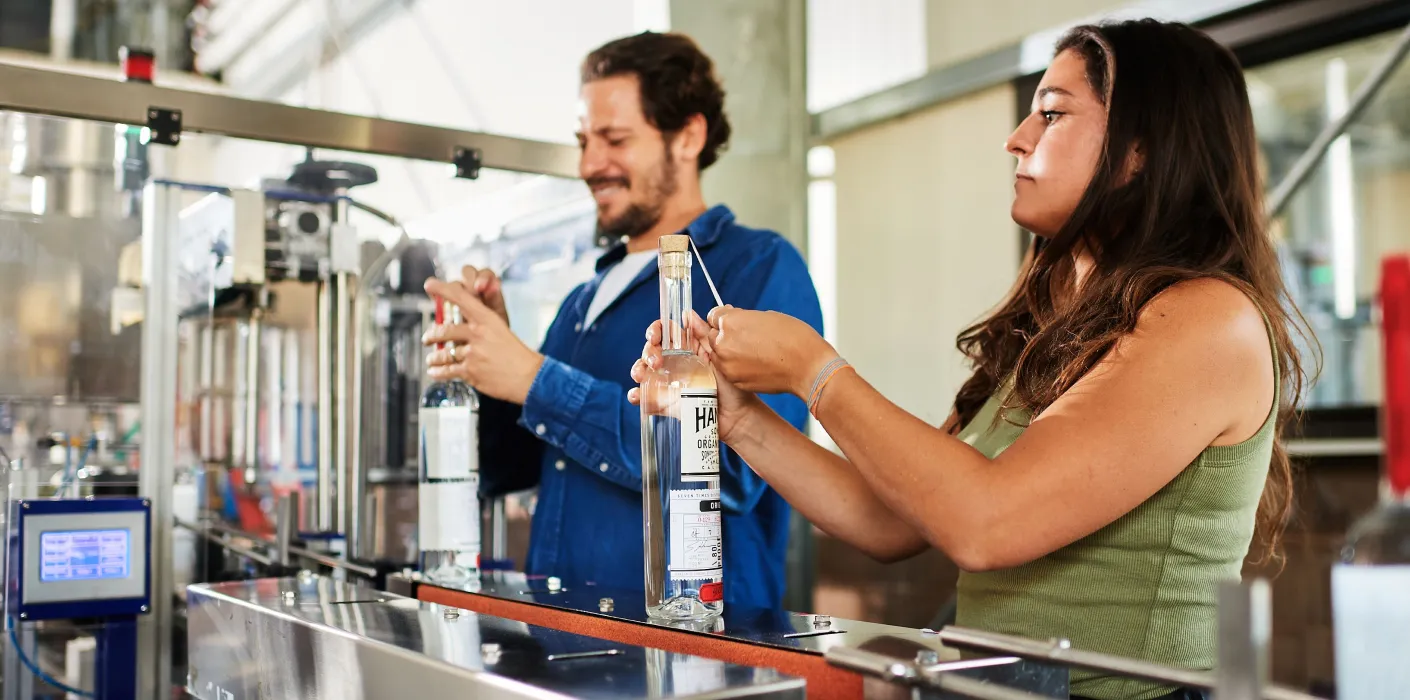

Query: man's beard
left=594, top=156, right=678, bottom=241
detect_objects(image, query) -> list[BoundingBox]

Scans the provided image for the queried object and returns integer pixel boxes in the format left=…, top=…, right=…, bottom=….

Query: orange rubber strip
left=417, top=586, right=864, bottom=700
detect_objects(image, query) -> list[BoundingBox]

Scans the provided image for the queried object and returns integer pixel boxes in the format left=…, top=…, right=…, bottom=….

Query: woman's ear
left=1124, top=143, right=1145, bottom=180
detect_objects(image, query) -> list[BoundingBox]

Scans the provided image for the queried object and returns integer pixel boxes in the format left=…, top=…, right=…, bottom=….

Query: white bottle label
left=679, top=391, right=719, bottom=481
left=418, top=477, right=481, bottom=552
left=420, top=406, right=477, bottom=479
left=1332, top=564, right=1410, bottom=699
left=668, top=488, right=722, bottom=583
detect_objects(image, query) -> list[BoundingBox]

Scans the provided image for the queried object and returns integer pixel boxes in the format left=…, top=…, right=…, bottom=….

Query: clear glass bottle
left=418, top=299, right=482, bottom=586
left=1332, top=256, right=1410, bottom=698
left=640, top=234, right=723, bottom=621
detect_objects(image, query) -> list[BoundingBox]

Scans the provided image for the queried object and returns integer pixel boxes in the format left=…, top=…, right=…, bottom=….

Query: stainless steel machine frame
left=0, top=59, right=580, bottom=700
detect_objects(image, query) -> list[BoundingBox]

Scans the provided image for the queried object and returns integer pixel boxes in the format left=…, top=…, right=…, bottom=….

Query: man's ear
left=672, top=113, right=708, bottom=165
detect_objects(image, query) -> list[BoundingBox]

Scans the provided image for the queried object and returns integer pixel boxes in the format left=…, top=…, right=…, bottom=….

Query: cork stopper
left=659, top=235, right=690, bottom=253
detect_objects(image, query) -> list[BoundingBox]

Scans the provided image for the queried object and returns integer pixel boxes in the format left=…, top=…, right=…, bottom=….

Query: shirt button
left=574, top=322, right=582, bottom=332
left=599, top=462, right=609, bottom=473
left=554, top=460, right=566, bottom=471
left=535, top=424, right=547, bottom=436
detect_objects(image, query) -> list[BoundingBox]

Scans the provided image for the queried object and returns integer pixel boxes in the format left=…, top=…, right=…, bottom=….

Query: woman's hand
left=692, top=306, right=838, bottom=399
left=628, top=315, right=762, bottom=445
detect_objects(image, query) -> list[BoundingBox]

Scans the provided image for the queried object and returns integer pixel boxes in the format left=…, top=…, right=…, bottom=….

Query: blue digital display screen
left=39, top=529, right=131, bottom=582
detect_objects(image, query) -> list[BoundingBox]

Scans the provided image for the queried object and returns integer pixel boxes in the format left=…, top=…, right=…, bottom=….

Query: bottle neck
left=659, top=250, right=692, bottom=353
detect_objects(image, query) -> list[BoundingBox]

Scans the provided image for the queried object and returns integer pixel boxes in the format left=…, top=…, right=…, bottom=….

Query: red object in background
left=228, top=469, right=273, bottom=537
left=700, top=582, right=723, bottom=603
left=433, top=296, right=446, bottom=350
left=119, top=46, right=155, bottom=83
left=1380, top=256, right=1410, bottom=496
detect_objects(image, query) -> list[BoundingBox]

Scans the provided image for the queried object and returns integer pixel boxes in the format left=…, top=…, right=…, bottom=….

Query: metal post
left=138, top=180, right=178, bottom=700
left=334, top=270, right=354, bottom=540
left=332, top=195, right=365, bottom=559
left=95, top=616, right=138, bottom=700
left=316, top=280, right=334, bottom=532
left=1216, top=580, right=1271, bottom=700
left=243, top=309, right=262, bottom=485
left=276, top=493, right=297, bottom=568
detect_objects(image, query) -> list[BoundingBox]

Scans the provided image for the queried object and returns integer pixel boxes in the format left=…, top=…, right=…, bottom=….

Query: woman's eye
left=1041, top=110, right=1063, bottom=124
left=608, top=138, right=626, bottom=147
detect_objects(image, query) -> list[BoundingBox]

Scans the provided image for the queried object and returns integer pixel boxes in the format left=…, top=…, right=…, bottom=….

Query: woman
left=630, top=19, right=1308, bottom=700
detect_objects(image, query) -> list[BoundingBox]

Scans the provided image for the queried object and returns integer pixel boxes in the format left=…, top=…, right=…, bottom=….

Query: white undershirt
left=583, top=249, right=656, bottom=328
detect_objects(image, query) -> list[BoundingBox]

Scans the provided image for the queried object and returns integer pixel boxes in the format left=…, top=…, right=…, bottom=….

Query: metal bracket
left=452, top=146, right=482, bottom=180
left=146, top=107, right=182, bottom=146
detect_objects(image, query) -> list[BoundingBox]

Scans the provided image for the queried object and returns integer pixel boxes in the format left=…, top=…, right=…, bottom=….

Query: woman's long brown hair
left=952, top=20, right=1315, bottom=565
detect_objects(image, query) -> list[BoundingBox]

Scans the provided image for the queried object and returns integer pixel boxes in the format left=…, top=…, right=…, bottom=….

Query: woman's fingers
left=627, top=387, right=641, bottom=406
left=705, top=304, right=736, bottom=328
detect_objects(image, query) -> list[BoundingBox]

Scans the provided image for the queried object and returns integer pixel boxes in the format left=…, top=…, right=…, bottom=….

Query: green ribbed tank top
left=954, top=342, right=1277, bottom=700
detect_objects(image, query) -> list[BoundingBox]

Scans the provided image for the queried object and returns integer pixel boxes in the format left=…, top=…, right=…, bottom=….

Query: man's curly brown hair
left=581, top=31, right=732, bottom=171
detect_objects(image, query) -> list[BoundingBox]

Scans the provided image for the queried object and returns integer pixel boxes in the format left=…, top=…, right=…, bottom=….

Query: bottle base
left=424, top=566, right=480, bottom=588
left=647, top=594, right=723, bottom=622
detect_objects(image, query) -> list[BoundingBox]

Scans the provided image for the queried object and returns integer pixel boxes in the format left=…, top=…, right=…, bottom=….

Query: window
left=1248, top=29, right=1410, bottom=407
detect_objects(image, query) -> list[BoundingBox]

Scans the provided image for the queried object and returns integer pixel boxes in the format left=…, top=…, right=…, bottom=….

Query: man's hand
left=456, top=264, right=510, bottom=324
left=423, top=276, right=543, bottom=405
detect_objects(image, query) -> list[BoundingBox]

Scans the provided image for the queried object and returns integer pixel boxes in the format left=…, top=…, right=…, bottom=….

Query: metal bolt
left=140, top=605, right=149, bottom=613
left=915, top=649, right=940, bottom=666
left=21, top=503, right=28, bottom=510
left=19, top=613, right=26, bottom=619
left=1049, top=637, right=1072, bottom=650
left=443, top=608, right=460, bottom=620
left=546, top=576, right=562, bottom=592
left=148, top=110, right=158, bottom=119
left=812, top=615, right=832, bottom=629
left=598, top=597, right=615, bottom=613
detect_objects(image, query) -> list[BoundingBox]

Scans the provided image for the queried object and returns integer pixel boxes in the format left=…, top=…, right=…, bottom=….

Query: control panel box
left=7, top=498, right=152, bottom=621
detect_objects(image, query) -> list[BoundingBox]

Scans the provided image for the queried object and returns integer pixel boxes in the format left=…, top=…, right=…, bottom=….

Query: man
left=423, top=32, right=822, bottom=611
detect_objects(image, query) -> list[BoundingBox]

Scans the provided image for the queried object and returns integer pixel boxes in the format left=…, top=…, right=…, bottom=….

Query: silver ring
left=450, top=345, right=462, bottom=362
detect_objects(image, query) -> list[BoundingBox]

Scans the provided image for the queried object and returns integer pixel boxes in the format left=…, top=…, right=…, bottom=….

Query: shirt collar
left=595, top=204, right=735, bottom=272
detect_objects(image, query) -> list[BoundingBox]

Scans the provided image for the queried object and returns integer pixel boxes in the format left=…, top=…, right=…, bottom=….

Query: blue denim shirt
left=478, top=205, right=823, bottom=610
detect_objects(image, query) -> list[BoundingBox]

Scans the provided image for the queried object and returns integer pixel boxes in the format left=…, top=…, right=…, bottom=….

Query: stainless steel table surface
left=185, top=575, right=806, bottom=700
left=413, top=572, right=1069, bottom=699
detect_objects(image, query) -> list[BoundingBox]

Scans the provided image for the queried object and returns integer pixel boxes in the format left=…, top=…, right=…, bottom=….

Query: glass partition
left=1250, top=29, right=1410, bottom=408
left=0, top=109, right=151, bottom=699
left=0, top=110, right=145, bottom=481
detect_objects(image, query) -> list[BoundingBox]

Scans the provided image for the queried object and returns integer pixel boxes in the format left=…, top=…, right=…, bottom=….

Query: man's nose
left=579, top=140, right=608, bottom=180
